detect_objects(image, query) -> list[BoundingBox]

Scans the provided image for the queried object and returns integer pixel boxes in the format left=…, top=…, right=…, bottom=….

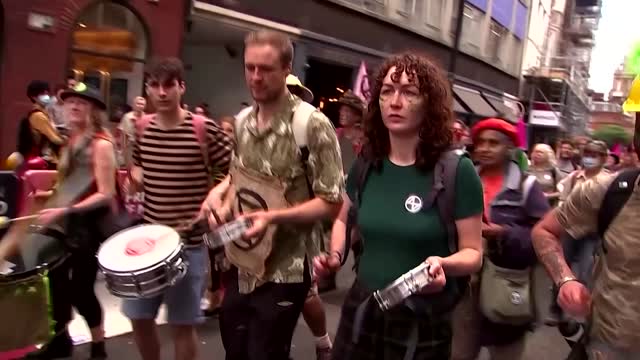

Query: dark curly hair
left=362, top=52, right=454, bottom=171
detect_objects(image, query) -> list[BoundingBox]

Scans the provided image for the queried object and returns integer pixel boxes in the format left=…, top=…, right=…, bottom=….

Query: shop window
left=69, top=1, right=148, bottom=119
left=487, top=20, right=507, bottom=62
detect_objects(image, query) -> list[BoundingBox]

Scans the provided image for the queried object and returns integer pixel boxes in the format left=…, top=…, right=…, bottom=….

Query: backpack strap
left=292, top=102, right=316, bottom=197
left=191, top=113, right=210, bottom=172
left=235, top=106, right=253, bottom=141
left=597, top=169, right=640, bottom=247
left=430, top=150, right=465, bottom=254
left=520, top=175, right=537, bottom=206
left=344, top=157, right=372, bottom=267
left=291, top=102, right=316, bottom=149
left=135, top=114, right=153, bottom=141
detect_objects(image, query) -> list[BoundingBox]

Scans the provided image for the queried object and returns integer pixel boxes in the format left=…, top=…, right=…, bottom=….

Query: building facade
left=521, top=0, right=553, bottom=76
left=184, top=0, right=530, bottom=124
left=0, top=0, right=189, bottom=157
left=608, top=59, right=635, bottom=105
left=522, top=0, right=601, bottom=146
left=0, top=0, right=532, bottom=157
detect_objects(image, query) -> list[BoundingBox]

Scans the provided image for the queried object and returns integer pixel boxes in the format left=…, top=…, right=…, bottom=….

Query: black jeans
left=49, top=250, right=103, bottom=333
left=220, top=265, right=311, bottom=360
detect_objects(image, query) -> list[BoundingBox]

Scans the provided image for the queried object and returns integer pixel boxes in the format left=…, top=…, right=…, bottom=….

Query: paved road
left=64, top=260, right=570, bottom=359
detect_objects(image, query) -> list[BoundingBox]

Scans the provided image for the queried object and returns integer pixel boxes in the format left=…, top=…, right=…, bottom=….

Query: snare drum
left=0, top=228, right=68, bottom=352
left=97, top=224, right=188, bottom=299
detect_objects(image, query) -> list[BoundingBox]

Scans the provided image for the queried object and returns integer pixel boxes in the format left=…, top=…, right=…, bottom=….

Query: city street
left=64, top=258, right=571, bottom=360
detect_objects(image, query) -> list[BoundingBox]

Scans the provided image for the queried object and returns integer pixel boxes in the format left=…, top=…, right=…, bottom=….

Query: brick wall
left=0, top=0, right=187, bottom=157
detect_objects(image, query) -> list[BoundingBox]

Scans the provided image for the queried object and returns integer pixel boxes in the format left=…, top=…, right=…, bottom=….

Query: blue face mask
left=37, top=94, right=51, bottom=106
left=582, top=156, right=600, bottom=169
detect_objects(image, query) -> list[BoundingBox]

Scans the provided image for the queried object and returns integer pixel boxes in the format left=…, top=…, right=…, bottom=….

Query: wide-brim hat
left=60, top=82, right=107, bottom=110
left=338, top=90, right=365, bottom=115
left=286, top=74, right=314, bottom=103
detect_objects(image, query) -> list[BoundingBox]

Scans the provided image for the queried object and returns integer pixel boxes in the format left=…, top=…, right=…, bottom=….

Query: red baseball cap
left=471, top=118, right=520, bottom=147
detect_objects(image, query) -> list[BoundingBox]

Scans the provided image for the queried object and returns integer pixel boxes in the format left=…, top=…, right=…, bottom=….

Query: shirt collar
left=477, top=161, right=523, bottom=190
left=246, top=91, right=299, bottom=136
left=503, top=161, right=524, bottom=190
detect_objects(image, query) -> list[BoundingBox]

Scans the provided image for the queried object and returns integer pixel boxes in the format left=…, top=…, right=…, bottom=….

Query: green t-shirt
left=346, top=157, right=483, bottom=291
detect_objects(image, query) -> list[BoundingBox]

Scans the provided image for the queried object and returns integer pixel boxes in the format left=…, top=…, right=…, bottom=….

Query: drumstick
left=0, top=215, right=40, bottom=229
left=0, top=168, right=95, bottom=261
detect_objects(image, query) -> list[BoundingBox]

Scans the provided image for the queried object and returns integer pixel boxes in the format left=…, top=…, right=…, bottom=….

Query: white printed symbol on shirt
left=404, top=195, right=423, bottom=214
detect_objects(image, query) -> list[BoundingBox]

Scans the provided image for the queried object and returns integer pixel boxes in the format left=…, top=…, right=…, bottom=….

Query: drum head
left=2, top=228, right=67, bottom=279
left=97, top=224, right=180, bottom=273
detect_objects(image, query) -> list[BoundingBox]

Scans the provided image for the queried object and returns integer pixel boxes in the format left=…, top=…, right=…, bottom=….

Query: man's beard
left=253, top=87, right=284, bottom=105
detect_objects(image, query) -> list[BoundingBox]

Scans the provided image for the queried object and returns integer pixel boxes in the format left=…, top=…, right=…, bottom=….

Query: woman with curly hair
left=314, top=53, right=483, bottom=359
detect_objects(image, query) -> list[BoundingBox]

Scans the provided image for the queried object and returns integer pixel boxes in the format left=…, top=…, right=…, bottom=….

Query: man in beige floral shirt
left=533, top=168, right=640, bottom=359
left=204, top=30, right=344, bottom=360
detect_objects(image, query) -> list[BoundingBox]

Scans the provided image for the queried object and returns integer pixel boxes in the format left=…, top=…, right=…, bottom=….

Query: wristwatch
left=557, top=276, right=579, bottom=289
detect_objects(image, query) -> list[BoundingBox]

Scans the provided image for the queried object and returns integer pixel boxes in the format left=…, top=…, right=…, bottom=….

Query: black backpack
left=597, top=168, right=640, bottom=252
left=343, top=149, right=469, bottom=304
left=16, top=109, right=41, bottom=156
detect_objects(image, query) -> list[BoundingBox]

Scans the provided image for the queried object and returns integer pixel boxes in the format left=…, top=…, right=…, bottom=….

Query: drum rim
left=0, top=227, right=69, bottom=283
left=0, top=253, right=69, bottom=283
left=97, top=223, right=179, bottom=271
left=100, top=242, right=184, bottom=275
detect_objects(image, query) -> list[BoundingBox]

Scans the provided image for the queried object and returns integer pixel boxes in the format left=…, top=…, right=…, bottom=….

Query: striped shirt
left=133, top=112, right=234, bottom=244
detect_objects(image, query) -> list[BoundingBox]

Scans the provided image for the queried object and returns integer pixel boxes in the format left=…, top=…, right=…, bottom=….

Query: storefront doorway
left=304, top=57, right=354, bottom=127
left=68, top=1, right=149, bottom=122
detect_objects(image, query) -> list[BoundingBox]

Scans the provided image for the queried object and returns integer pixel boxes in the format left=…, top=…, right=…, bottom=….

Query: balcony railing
left=566, top=16, right=596, bottom=39
left=528, top=55, right=590, bottom=107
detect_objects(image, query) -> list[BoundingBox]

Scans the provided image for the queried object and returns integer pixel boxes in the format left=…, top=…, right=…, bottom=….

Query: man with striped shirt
left=123, top=57, right=234, bottom=360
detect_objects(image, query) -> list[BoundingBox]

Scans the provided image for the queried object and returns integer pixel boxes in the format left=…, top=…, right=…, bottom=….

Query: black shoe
left=24, top=331, right=73, bottom=359
left=89, top=341, right=107, bottom=359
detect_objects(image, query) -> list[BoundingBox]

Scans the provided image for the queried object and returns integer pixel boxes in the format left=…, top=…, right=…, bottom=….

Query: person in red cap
left=451, top=118, right=550, bottom=360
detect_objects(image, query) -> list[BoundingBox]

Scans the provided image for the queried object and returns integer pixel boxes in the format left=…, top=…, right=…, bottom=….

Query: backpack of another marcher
left=597, top=168, right=640, bottom=251
left=16, top=110, right=42, bottom=157
left=345, top=150, right=471, bottom=311
left=134, top=112, right=227, bottom=185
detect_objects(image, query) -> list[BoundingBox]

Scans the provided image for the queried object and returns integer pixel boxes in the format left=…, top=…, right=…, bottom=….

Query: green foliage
left=626, top=41, right=640, bottom=75
left=592, top=125, right=632, bottom=147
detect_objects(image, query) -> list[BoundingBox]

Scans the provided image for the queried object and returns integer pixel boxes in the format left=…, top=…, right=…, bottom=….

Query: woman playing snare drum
left=25, top=83, right=118, bottom=359
left=314, top=53, right=484, bottom=359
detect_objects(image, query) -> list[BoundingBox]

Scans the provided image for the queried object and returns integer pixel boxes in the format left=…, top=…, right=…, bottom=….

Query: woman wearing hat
left=25, top=83, right=116, bottom=359
left=336, top=91, right=365, bottom=174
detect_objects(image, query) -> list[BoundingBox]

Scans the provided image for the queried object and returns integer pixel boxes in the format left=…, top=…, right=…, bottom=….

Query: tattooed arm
left=534, top=173, right=613, bottom=285
left=532, top=209, right=575, bottom=285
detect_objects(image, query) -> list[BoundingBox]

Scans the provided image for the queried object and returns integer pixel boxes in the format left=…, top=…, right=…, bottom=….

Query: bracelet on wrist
left=557, top=276, right=579, bottom=289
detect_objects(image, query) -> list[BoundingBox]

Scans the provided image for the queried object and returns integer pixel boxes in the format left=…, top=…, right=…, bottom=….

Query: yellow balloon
left=623, top=75, right=640, bottom=113
left=5, top=152, right=24, bottom=170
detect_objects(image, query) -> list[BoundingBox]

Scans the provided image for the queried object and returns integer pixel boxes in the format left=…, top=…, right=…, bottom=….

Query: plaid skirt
left=332, top=280, right=453, bottom=360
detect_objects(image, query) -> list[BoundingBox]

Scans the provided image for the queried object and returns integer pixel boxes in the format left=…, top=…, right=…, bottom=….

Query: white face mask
left=37, top=94, right=51, bottom=106
left=582, top=156, right=601, bottom=169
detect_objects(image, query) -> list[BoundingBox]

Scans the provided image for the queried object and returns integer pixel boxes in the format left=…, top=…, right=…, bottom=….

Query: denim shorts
left=121, top=245, right=207, bottom=325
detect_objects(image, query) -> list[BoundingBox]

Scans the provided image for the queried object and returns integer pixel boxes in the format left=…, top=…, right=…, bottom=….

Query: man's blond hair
left=244, top=30, right=294, bottom=67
